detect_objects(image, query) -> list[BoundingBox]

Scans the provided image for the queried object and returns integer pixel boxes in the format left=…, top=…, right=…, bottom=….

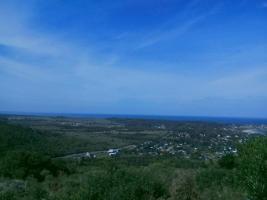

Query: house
left=85, top=152, right=96, bottom=158
left=107, top=149, right=119, bottom=156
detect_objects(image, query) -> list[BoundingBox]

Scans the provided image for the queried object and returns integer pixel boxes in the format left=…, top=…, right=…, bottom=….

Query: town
left=5, top=115, right=266, bottom=161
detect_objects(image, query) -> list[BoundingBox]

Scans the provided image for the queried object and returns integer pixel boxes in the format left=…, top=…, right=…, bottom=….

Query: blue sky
left=0, top=0, right=267, bottom=118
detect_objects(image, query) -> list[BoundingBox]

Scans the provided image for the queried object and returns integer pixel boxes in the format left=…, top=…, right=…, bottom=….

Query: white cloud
left=210, top=68, right=267, bottom=98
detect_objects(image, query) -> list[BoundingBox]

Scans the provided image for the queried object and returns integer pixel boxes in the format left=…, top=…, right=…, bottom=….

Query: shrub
left=218, top=154, right=236, bottom=169
left=0, top=151, right=70, bottom=181
left=237, top=137, right=267, bottom=200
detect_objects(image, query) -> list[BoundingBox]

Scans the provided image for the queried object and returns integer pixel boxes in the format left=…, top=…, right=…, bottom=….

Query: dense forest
left=0, top=120, right=266, bottom=200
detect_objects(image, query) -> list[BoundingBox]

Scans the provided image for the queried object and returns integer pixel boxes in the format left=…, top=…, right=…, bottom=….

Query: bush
left=237, top=137, right=267, bottom=200
left=54, top=166, right=169, bottom=200
left=0, top=151, right=70, bottom=181
left=218, top=154, right=236, bottom=169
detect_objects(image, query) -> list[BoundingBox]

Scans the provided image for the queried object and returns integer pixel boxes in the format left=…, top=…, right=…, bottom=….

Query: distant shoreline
left=1, top=112, right=267, bottom=125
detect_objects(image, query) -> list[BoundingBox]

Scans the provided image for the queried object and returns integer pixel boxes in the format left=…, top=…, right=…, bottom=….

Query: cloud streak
left=135, top=2, right=221, bottom=49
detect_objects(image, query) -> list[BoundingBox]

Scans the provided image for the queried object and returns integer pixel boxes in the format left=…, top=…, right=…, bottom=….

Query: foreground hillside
left=0, top=119, right=266, bottom=200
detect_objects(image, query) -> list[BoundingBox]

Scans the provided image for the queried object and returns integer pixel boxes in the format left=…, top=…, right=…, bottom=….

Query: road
left=58, top=144, right=137, bottom=159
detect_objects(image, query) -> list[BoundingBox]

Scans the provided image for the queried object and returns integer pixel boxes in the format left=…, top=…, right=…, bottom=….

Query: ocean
left=1, top=112, right=267, bottom=125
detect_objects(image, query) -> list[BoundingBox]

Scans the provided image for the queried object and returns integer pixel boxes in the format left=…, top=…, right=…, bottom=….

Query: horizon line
left=1, top=111, right=267, bottom=120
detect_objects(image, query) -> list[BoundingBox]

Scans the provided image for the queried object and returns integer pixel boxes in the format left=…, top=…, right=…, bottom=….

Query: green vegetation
left=237, top=138, right=267, bottom=200
left=0, top=119, right=266, bottom=200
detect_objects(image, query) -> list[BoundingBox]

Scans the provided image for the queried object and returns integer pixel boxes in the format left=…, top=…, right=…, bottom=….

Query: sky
left=0, top=0, right=267, bottom=118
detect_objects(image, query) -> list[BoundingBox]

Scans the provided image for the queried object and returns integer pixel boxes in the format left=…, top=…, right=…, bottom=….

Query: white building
left=107, top=149, right=119, bottom=156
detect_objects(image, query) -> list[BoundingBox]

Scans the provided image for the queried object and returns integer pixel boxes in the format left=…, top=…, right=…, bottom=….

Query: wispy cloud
left=262, top=2, right=267, bottom=8
left=210, top=68, right=267, bottom=98
left=135, top=3, right=221, bottom=49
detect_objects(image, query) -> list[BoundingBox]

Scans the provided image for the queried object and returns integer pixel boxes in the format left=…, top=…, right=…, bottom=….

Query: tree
left=218, top=153, right=236, bottom=169
left=237, top=137, right=267, bottom=200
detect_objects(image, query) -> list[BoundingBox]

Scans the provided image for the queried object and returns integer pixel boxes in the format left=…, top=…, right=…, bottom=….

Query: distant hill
left=0, top=121, right=57, bottom=156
